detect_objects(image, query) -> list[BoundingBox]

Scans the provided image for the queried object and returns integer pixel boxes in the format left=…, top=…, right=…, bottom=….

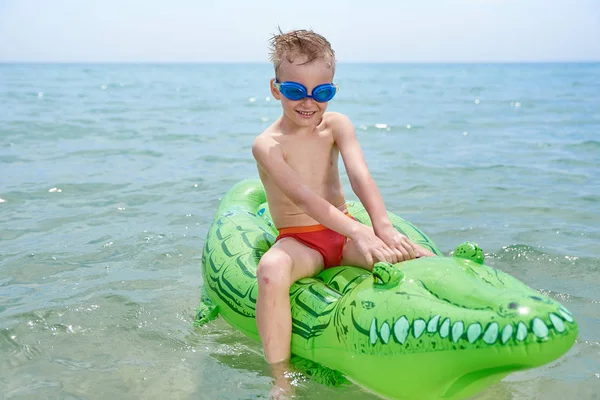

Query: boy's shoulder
left=323, top=112, right=356, bottom=141
left=252, top=124, right=281, bottom=163
left=324, top=111, right=354, bottom=129
left=253, top=122, right=278, bottom=147
left=323, top=111, right=351, bottom=124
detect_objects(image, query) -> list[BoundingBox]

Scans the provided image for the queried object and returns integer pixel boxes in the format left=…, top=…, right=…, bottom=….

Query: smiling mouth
left=297, top=110, right=316, bottom=117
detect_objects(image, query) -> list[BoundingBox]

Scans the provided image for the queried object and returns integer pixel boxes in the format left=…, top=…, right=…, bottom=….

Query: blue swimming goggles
left=273, top=79, right=338, bottom=103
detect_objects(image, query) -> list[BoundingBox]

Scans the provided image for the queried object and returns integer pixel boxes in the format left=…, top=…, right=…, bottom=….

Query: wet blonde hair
left=268, top=29, right=336, bottom=76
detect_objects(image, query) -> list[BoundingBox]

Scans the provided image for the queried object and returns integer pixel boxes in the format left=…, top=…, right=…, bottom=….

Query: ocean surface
left=1, top=63, right=599, bottom=400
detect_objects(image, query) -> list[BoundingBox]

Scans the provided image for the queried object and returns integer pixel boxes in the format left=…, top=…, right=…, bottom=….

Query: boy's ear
left=270, top=78, right=281, bottom=100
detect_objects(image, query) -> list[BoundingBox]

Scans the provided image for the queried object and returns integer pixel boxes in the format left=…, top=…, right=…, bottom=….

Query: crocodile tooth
left=452, top=321, right=464, bottom=343
left=370, top=319, right=378, bottom=345
left=549, top=313, right=565, bottom=333
left=516, top=322, right=528, bottom=341
left=467, top=323, right=482, bottom=343
left=413, top=319, right=426, bottom=339
left=560, top=306, right=572, bottom=316
left=501, top=324, right=513, bottom=344
left=532, top=318, right=549, bottom=339
left=393, top=316, right=409, bottom=344
left=483, top=322, right=499, bottom=344
left=440, top=318, right=450, bottom=338
left=559, top=308, right=574, bottom=323
left=380, top=322, right=391, bottom=344
left=427, top=315, right=441, bottom=333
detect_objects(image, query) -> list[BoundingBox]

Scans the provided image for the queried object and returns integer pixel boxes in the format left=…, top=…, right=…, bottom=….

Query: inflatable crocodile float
left=196, top=179, right=578, bottom=400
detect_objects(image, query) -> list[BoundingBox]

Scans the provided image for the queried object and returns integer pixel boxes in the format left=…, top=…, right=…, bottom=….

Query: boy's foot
left=269, top=384, right=293, bottom=400
left=269, top=360, right=295, bottom=399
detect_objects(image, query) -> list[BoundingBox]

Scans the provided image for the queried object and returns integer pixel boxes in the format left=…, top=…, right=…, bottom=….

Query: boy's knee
left=257, top=253, right=292, bottom=288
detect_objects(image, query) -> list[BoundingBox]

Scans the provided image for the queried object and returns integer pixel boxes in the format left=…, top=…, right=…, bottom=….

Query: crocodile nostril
left=508, top=302, right=519, bottom=309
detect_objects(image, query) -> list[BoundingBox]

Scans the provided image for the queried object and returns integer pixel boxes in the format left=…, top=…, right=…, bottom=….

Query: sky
left=0, top=0, right=599, bottom=63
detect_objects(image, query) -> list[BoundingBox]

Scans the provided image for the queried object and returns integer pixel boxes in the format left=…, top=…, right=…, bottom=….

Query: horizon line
left=1, top=60, right=600, bottom=65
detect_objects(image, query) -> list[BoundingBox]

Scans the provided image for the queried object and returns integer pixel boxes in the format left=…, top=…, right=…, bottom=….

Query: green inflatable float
left=196, top=179, right=578, bottom=400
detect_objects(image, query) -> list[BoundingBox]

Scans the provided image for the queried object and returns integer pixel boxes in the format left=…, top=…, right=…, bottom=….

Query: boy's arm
left=252, top=135, right=395, bottom=266
left=332, top=113, right=417, bottom=261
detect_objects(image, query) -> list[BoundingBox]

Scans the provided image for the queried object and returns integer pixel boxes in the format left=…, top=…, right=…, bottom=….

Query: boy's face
left=271, top=56, right=335, bottom=128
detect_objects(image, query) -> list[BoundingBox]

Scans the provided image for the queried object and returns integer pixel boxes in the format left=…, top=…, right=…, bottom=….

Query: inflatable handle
left=372, top=262, right=404, bottom=289
left=453, top=242, right=485, bottom=264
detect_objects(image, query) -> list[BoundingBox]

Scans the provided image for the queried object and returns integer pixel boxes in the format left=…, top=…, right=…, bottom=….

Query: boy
left=251, top=29, right=434, bottom=397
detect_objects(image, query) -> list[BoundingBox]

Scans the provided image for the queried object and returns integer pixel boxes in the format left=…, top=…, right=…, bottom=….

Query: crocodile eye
left=508, top=302, right=519, bottom=309
left=372, top=262, right=403, bottom=289
left=530, top=296, right=543, bottom=302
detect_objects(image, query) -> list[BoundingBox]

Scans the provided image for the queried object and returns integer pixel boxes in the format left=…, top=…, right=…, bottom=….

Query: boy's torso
left=257, top=114, right=347, bottom=229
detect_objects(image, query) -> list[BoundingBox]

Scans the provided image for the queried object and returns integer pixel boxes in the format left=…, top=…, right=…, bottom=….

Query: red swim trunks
left=275, top=215, right=355, bottom=269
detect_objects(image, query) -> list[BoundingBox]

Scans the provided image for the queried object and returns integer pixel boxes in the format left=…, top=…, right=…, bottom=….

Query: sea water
left=1, top=63, right=599, bottom=399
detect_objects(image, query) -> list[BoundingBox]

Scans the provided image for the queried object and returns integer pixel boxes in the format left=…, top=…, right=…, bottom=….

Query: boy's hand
left=351, top=224, right=399, bottom=266
left=374, top=226, right=417, bottom=262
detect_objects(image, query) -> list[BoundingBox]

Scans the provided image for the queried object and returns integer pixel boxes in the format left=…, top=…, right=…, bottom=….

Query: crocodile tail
left=194, top=286, right=220, bottom=327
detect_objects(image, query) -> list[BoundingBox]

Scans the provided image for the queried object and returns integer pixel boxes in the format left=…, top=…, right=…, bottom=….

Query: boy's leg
left=255, top=237, right=324, bottom=392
